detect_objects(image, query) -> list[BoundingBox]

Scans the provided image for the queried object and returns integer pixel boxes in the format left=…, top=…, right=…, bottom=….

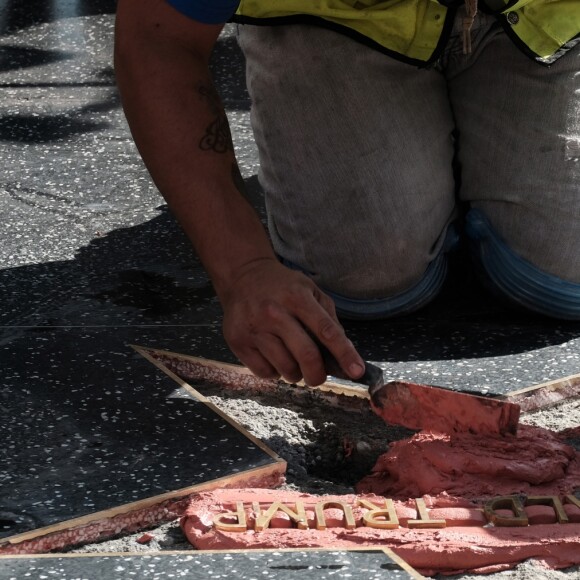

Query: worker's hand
left=220, top=258, right=366, bottom=386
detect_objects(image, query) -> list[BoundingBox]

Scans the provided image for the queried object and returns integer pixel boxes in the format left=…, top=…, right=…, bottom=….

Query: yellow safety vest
left=233, top=0, right=579, bottom=65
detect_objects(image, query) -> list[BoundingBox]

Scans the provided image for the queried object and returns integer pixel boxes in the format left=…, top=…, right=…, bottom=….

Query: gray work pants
left=237, top=8, right=580, bottom=318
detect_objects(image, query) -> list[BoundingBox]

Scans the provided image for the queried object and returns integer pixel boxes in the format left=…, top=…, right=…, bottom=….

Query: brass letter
left=408, top=498, right=446, bottom=529
left=565, top=495, right=580, bottom=509
left=484, top=496, right=528, bottom=527
left=358, top=498, right=400, bottom=529
left=314, top=501, right=356, bottom=530
left=213, top=501, right=247, bottom=532
left=526, top=496, right=569, bottom=524
left=254, top=501, right=308, bottom=532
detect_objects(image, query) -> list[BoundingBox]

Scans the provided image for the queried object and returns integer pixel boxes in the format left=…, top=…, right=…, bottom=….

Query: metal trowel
left=317, top=343, right=520, bottom=436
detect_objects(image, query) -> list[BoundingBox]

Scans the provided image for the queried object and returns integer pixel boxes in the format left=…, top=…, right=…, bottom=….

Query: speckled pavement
left=1, top=0, right=579, bottom=564
left=0, top=1, right=283, bottom=552
left=0, top=549, right=421, bottom=580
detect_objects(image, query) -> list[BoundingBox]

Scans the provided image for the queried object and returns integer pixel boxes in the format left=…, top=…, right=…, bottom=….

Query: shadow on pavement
left=0, top=87, right=119, bottom=142
left=0, top=0, right=117, bottom=35
left=2, top=187, right=579, bottom=366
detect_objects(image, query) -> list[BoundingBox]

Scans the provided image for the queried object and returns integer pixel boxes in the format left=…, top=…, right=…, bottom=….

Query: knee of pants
left=282, top=226, right=459, bottom=320
left=466, top=208, right=580, bottom=320
left=315, top=243, right=442, bottom=300
left=287, top=206, right=459, bottom=301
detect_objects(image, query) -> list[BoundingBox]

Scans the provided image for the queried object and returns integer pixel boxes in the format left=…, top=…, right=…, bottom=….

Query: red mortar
left=357, top=425, right=580, bottom=499
left=181, top=488, right=580, bottom=576
left=181, top=425, right=580, bottom=575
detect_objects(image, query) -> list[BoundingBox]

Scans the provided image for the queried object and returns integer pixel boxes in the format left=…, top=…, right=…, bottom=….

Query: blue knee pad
left=281, top=227, right=458, bottom=320
left=466, top=209, right=580, bottom=320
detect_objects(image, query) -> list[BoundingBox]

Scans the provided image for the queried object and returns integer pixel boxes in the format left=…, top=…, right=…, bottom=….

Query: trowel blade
left=369, top=380, right=521, bottom=436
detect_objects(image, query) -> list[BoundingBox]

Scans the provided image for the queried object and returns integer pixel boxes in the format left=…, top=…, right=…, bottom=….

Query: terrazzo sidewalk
left=1, top=0, right=579, bottom=571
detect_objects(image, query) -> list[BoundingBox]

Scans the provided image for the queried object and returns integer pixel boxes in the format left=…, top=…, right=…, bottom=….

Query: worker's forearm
left=114, top=1, right=365, bottom=386
left=114, top=17, right=275, bottom=299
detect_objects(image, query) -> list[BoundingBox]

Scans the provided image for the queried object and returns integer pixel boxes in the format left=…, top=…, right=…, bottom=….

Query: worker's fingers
left=245, top=300, right=327, bottom=386
left=253, top=333, right=303, bottom=384
left=272, top=322, right=328, bottom=386
left=314, top=286, right=340, bottom=323
left=233, top=347, right=280, bottom=381
left=220, top=259, right=364, bottom=385
left=297, top=300, right=365, bottom=382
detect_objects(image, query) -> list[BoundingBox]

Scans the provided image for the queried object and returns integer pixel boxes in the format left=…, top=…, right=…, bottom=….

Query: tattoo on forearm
left=197, top=83, right=233, bottom=154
